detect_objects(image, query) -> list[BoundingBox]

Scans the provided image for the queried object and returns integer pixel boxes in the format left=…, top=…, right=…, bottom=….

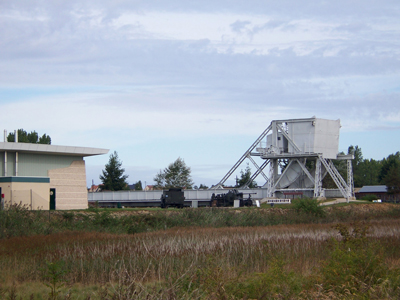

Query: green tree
left=379, top=152, right=400, bottom=183
left=134, top=180, right=143, bottom=191
left=236, top=163, right=257, bottom=188
left=383, top=164, right=400, bottom=197
left=7, top=129, right=51, bottom=144
left=153, top=157, right=194, bottom=189
left=154, top=170, right=165, bottom=189
left=357, top=158, right=381, bottom=186
left=99, top=151, right=129, bottom=191
left=199, top=184, right=209, bottom=189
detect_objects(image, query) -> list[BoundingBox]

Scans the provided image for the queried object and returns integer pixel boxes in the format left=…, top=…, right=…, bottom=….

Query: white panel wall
left=88, top=189, right=270, bottom=202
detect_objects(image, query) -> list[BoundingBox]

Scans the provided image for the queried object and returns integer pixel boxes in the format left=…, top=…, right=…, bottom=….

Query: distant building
left=144, top=185, right=154, bottom=191
left=0, top=138, right=108, bottom=210
left=88, top=184, right=100, bottom=192
left=355, top=185, right=398, bottom=202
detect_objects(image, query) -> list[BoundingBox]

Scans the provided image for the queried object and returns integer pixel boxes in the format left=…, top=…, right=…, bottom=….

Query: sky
left=1, top=0, right=400, bottom=188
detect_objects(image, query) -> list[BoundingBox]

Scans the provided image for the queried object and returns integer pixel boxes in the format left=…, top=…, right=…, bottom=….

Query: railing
left=265, top=199, right=291, bottom=204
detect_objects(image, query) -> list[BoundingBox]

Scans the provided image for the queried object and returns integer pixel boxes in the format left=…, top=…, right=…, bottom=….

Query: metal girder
left=347, top=160, right=355, bottom=198
left=276, top=123, right=301, bottom=153
left=319, top=156, right=350, bottom=201
left=273, top=159, right=295, bottom=189
left=213, top=124, right=272, bottom=188
left=314, top=158, right=323, bottom=198
left=248, top=159, right=270, bottom=184
left=295, top=159, right=315, bottom=183
left=267, top=160, right=278, bottom=197
left=244, top=160, right=270, bottom=189
left=245, top=155, right=269, bottom=184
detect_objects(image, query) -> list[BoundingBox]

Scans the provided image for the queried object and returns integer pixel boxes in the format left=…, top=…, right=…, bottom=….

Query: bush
left=0, top=202, right=48, bottom=238
left=360, top=194, right=378, bottom=201
left=321, top=223, right=388, bottom=295
left=293, top=197, right=325, bottom=218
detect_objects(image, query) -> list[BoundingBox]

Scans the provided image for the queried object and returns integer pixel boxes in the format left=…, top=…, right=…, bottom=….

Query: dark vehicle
left=210, top=189, right=254, bottom=207
left=160, top=188, right=185, bottom=208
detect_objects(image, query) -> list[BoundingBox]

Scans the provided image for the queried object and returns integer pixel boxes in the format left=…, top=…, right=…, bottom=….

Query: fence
left=88, top=189, right=270, bottom=202
left=88, top=188, right=343, bottom=202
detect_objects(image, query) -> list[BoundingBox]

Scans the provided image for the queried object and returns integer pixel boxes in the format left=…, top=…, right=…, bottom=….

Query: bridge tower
left=213, top=117, right=355, bottom=202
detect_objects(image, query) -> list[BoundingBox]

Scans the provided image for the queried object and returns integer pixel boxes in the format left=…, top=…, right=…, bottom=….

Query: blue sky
left=1, top=0, right=400, bottom=188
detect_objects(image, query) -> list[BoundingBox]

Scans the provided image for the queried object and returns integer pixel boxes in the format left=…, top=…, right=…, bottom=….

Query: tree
left=99, top=151, right=129, bottom=191
left=348, top=145, right=363, bottom=187
left=153, top=157, right=194, bottom=189
left=236, top=163, right=257, bottom=188
left=379, top=152, right=400, bottom=183
left=7, top=129, right=51, bottom=144
left=154, top=170, right=165, bottom=189
left=383, top=164, right=400, bottom=197
left=357, top=158, right=381, bottom=186
left=134, top=180, right=143, bottom=191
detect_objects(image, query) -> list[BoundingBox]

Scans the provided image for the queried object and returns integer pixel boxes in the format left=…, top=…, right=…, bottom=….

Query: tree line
left=7, top=129, right=51, bottom=144
left=349, top=145, right=400, bottom=194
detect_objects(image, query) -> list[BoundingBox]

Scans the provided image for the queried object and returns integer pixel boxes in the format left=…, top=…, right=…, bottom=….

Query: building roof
left=358, top=185, right=387, bottom=193
left=0, top=142, right=109, bottom=157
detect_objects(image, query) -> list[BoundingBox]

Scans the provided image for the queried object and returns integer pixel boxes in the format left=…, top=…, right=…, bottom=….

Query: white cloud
left=1, top=0, right=400, bottom=185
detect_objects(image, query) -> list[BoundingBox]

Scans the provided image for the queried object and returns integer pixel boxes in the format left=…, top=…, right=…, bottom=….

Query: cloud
left=1, top=0, right=400, bottom=185
left=230, top=20, right=251, bottom=33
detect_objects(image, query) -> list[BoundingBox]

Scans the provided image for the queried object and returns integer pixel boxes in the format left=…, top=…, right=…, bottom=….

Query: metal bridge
left=212, top=117, right=355, bottom=202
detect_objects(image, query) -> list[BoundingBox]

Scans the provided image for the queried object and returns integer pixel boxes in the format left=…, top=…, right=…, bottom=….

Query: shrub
left=293, top=197, right=325, bottom=218
left=321, top=223, right=388, bottom=295
left=360, top=194, right=378, bottom=201
left=41, top=260, right=68, bottom=300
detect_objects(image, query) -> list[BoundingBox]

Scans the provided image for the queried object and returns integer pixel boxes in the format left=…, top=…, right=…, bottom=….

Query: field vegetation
left=1, top=199, right=400, bottom=299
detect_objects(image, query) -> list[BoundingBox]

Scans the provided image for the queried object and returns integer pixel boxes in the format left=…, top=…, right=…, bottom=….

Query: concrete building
left=0, top=137, right=108, bottom=210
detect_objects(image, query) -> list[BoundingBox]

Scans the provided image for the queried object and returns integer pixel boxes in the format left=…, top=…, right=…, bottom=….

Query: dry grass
left=1, top=202, right=400, bottom=299
left=1, top=218, right=400, bottom=299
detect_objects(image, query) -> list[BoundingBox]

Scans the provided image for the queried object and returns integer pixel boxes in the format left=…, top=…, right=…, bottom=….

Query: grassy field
left=1, top=200, right=400, bottom=299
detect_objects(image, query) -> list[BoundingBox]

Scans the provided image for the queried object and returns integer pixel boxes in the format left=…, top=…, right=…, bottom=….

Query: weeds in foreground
left=42, top=260, right=68, bottom=300
left=1, top=203, right=400, bottom=299
left=321, top=223, right=393, bottom=297
left=2, top=200, right=400, bottom=239
left=1, top=220, right=400, bottom=299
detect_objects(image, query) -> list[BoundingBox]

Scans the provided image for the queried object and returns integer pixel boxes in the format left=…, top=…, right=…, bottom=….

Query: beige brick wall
left=0, top=182, right=50, bottom=210
left=48, top=160, right=88, bottom=210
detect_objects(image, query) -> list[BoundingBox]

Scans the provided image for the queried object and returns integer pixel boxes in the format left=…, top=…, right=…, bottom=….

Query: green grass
left=2, top=200, right=400, bottom=239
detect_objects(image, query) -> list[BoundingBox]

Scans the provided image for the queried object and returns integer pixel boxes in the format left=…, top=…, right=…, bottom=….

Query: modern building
left=0, top=135, right=108, bottom=210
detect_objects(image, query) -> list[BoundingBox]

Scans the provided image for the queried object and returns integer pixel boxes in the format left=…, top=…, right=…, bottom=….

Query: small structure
left=355, top=185, right=388, bottom=200
left=0, top=131, right=108, bottom=210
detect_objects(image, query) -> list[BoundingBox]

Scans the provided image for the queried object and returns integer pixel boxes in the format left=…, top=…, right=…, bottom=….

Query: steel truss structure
left=213, top=117, right=355, bottom=202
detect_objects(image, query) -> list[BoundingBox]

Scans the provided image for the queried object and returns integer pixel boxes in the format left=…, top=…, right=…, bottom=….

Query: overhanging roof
left=0, top=142, right=109, bottom=157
